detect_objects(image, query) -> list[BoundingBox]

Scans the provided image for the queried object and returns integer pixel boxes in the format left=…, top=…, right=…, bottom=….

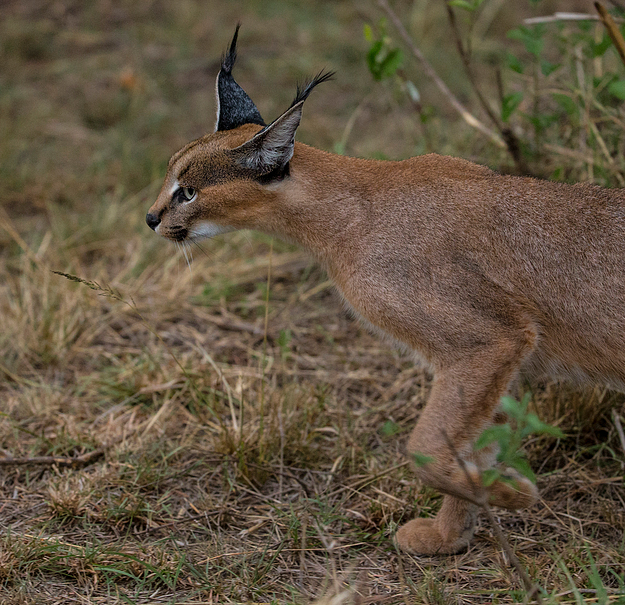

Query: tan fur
left=148, top=121, right=625, bottom=555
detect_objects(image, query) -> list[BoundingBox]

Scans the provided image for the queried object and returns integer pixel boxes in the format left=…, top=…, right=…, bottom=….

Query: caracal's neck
left=262, top=143, right=393, bottom=263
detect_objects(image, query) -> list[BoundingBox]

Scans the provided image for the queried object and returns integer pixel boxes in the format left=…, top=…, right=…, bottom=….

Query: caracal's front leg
left=397, top=495, right=478, bottom=555
left=396, top=328, right=538, bottom=555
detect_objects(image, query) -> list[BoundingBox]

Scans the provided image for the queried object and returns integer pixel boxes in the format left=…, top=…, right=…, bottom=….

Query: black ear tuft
left=215, top=25, right=266, bottom=132
left=220, top=23, right=240, bottom=75
left=289, top=69, right=335, bottom=108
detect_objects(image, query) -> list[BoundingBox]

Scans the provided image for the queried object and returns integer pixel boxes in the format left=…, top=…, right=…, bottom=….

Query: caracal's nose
left=146, top=213, right=160, bottom=231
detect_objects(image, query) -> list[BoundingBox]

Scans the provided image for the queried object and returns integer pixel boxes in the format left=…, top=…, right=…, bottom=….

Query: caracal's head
left=146, top=25, right=332, bottom=243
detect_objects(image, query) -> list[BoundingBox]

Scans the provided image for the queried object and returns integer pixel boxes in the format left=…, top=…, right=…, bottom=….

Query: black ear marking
left=215, top=24, right=266, bottom=132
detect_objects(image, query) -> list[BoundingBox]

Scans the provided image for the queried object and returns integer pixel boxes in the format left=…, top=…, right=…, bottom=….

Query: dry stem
left=612, top=409, right=625, bottom=461
left=440, top=429, right=544, bottom=604
left=446, top=4, right=529, bottom=174
left=0, top=431, right=134, bottom=468
left=596, top=2, right=625, bottom=68
left=377, top=0, right=506, bottom=149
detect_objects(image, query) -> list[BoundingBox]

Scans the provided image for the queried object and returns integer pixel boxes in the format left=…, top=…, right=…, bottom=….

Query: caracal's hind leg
left=396, top=327, right=538, bottom=555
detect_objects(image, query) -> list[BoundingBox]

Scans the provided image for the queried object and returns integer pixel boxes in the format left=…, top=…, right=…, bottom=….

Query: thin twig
left=259, top=238, right=274, bottom=444
left=596, top=2, right=625, bottom=68
left=0, top=431, right=134, bottom=469
left=377, top=0, right=505, bottom=149
left=543, top=143, right=595, bottom=165
left=440, top=429, right=544, bottom=604
left=482, top=505, right=542, bottom=605
left=611, top=409, right=625, bottom=461
left=392, top=537, right=413, bottom=605
left=446, top=5, right=529, bottom=173
left=446, top=5, right=500, bottom=130
left=299, top=511, right=308, bottom=589
left=525, top=12, right=624, bottom=25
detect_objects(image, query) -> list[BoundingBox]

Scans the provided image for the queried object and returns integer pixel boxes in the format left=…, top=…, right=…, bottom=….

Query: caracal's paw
left=395, top=517, right=474, bottom=555
left=488, top=469, right=539, bottom=510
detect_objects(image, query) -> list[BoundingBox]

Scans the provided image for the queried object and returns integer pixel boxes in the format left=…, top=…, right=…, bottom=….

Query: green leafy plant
left=507, top=24, right=546, bottom=58
left=364, top=21, right=404, bottom=82
left=371, top=0, right=625, bottom=182
left=379, top=419, right=400, bottom=439
left=475, top=393, right=564, bottom=485
left=411, top=392, right=563, bottom=484
left=501, top=5, right=625, bottom=180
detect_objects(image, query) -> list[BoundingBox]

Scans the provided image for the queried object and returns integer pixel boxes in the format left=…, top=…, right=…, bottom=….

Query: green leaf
left=525, top=413, right=565, bottom=438
left=94, top=566, right=143, bottom=581
left=501, top=92, right=523, bottom=122
left=540, top=60, right=559, bottom=77
left=481, top=468, right=500, bottom=487
left=364, top=23, right=373, bottom=43
left=474, top=424, right=512, bottom=450
left=525, top=412, right=548, bottom=431
left=380, top=48, right=404, bottom=79
left=277, top=328, right=292, bottom=348
left=380, top=419, right=400, bottom=438
left=507, top=25, right=545, bottom=57
left=545, top=424, right=564, bottom=438
left=412, top=452, right=434, bottom=467
left=532, top=35, right=546, bottom=52
left=500, top=394, right=524, bottom=419
left=552, top=93, right=578, bottom=117
left=507, top=52, right=524, bottom=74
left=608, top=79, right=625, bottom=100
left=448, top=0, right=474, bottom=9
left=506, top=28, right=524, bottom=42
left=591, top=34, right=612, bottom=58
left=506, top=456, right=536, bottom=483
left=366, top=40, right=403, bottom=81
left=367, top=40, right=384, bottom=80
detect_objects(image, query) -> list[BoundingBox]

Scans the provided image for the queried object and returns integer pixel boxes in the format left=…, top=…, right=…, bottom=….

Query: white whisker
left=243, top=230, right=254, bottom=250
left=181, top=241, right=192, bottom=272
left=190, top=238, right=211, bottom=259
left=175, top=241, right=182, bottom=272
left=186, top=241, right=194, bottom=267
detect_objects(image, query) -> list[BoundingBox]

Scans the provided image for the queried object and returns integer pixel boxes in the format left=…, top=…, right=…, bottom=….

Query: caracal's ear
left=215, top=24, right=265, bottom=132
left=231, top=101, right=304, bottom=174
left=231, top=70, right=334, bottom=175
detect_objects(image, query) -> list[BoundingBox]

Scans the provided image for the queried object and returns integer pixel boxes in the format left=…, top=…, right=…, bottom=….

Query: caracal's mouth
left=158, top=225, right=188, bottom=242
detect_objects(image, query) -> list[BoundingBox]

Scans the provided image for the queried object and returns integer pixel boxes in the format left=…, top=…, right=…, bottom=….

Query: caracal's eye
left=180, top=186, right=196, bottom=202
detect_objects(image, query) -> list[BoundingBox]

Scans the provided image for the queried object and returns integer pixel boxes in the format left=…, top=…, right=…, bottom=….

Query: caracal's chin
left=188, top=221, right=234, bottom=241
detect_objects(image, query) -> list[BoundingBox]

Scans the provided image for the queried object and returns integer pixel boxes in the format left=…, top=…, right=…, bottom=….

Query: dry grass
left=0, top=0, right=624, bottom=603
